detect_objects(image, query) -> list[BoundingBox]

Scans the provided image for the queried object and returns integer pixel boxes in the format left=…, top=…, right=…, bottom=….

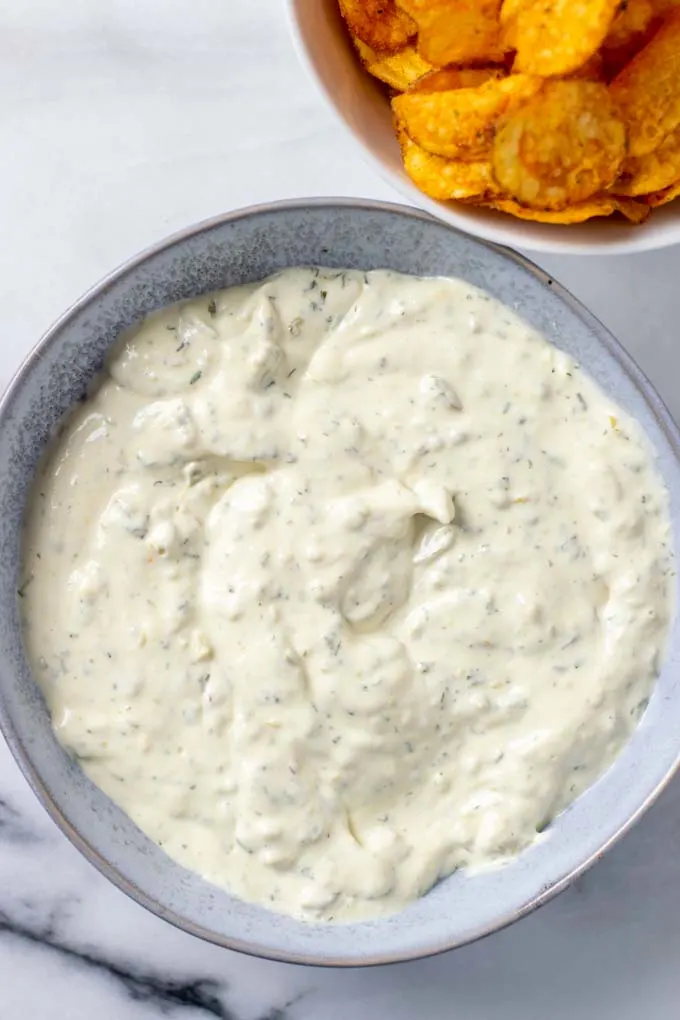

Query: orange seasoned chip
left=606, top=196, right=653, bottom=222
left=409, top=66, right=505, bottom=92
left=393, top=74, right=541, bottom=161
left=492, top=80, right=626, bottom=209
left=568, top=52, right=605, bottom=81
left=352, top=36, right=379, bottom=64
left=399, top=130, right=500, bottom=199
left=652, top=0, right=680, bottom=14
left=645, top=178, right=680, bottom=206
left=402, top=0, right=505, bottom=66
left=610, top=10, right=680, bottom=157
left=360, top=43, right=434, bottom=89
left=338, top=0, right=416, bottom=52
left=488, top=196, right=650, bottom=223
left=509, top=0, right=619, bottom=77
left=499, top=0, right=528, bottom=50
left=613, top=124, right=680, bottom=196
left=601, top=0, right=657, bottom=77
left=603, top=0, right=656, bottom=51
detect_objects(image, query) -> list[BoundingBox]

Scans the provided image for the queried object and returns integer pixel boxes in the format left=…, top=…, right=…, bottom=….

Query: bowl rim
left=2, top=197, right=680, bottom=966
left=284, top=0, right=680, bottom=257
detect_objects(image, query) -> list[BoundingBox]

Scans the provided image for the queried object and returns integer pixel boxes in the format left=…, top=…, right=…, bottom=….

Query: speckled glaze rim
left=1, top=198, right=680, bottom=967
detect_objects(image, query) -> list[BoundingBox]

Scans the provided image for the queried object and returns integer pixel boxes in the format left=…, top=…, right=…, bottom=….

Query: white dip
left=21, top=268, right=674, bottom=922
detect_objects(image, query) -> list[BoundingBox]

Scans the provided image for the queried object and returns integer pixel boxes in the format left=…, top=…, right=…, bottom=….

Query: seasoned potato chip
left=603, top=0, right=656, bottom=51
left=499, top=0, right=528, bottom=50
left=652, top=0, right=680, bottom=15
left=488, top=196, right=650, bottom=222
left=612, top=196, right=654, bottom=222
left=492, top=80, right=626, bottom=209
left=646, top=178, right=680, bottom=206
left=338, top=0, right=416, bottom=52
left=498, top=0, right=525, bottom=25
left=393, top=74, right=541, bottom=161
left=601, top=0, right=657, bottom=77
left=352, top=36, right=379, bottom=63
left=409, top=66, right=505, bottom=92
left=610, top=10, right=680, bottom=157
left=509, top=0, right=619, bottom=77
left=401, top=0, right=505, bottom=66
left=568, top=52, right=605, bottom=81
left=359, top=43, right=434, bottom=89
left=613, top=124, right=680, bottom=196
left=399, top=131, right=500, bottom=199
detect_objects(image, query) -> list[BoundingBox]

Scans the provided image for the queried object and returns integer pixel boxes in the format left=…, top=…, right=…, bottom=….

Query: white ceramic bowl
left=287, top=0, right=680, bottom=256
left=2, top=200, right=680, bottom=966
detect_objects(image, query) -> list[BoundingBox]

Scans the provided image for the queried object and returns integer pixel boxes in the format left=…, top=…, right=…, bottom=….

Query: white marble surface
left=3, top=1, right=680, bottom=1016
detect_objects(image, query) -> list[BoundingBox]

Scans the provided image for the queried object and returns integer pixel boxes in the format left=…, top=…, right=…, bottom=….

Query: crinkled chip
left=499, top=0, right=528, bottom=49
left=603, top=0, right=656, bottom=52
left=568, top=52, right=605, bottom=81
left=488, top=196, right=650, bottom=222
left=646, top=178, right=680, bottom=206
left=653, top=0, right=680, bottom=14
left=509, top=0, right=619, bottom=77
left=610, top=196, right=653, bottom=222
left=601, top=0, right=658, bottom=78
left=338, top=0, right=417, bottom=52
left=393, top=74, right=541, bottom=161
left=352, top=36, right=380, bottom=63
left=399, top=130, right=500, bottom=199
left=613, top=124, right=680, bottom=196
left=409, top=66, right=505, bottom=92
left=492, top=80, right=626, bottom=209
left=360, top=43, right=434, bottom=89
left=401, top=0, right=505, bottom=66
left=610, top=10, right=680, bottom=157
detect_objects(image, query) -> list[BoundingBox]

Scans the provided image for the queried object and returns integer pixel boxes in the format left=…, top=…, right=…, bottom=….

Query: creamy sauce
left=20, top=268, right=674, bottom=922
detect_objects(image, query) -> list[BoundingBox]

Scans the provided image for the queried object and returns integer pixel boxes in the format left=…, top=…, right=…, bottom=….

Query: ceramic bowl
left=1, top=199, right=680, bottom=966
left=287, top=0, right=680, bottom=256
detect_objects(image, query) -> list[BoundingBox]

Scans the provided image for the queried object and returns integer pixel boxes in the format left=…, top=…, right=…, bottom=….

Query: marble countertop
left=3, top=1, right=680, bottom=1016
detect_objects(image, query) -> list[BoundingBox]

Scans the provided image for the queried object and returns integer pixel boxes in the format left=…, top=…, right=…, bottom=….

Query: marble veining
left=4, top=0, right=680, bottom=1017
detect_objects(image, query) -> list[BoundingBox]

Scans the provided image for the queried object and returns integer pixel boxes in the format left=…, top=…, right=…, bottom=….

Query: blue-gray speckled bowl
left=1, top=199, right=679, bottom=966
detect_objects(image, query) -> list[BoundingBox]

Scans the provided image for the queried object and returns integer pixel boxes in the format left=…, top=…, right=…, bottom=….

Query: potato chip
left=337, top=0, right=680, bottom=224
left=399, top=130, right=500, bottom=199
left=393, top=74, right=541, bottom=161
left=499, top=0, right=528, bottom=50
left=401, top=0, right=505, bottom=66
left=409, top=66, right=505, bottom=92
left=600, top=0, right=657, bottom=77
left=568, top=52, right=605, bottom=81
left=602, top=2, right=680, bottom=77
left=338, top=0, right=417, bottom=52
left=488, top=196, right=650, bottom=222
left=498, top=0, right=525, bottom=27
left=606, top=196, right=652, bottom=222
left=610, top=10, right=680, bottom=157
left=652, top=0, right=680, bottom=15
left=352, top=36, right=379, bottom=63
left=360, top=43, right=434, bottom=89
left=492, top=80, right=626, bottom=209
left=646, top=178, right=680, bottom=206
left=613, top=124, right=680, bottom=196
left=509, top=0, right=619, bottom=77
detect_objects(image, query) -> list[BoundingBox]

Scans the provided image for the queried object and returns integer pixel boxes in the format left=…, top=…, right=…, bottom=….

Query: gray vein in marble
left=0, top=905, right=300, bottom=1018
left=0, top=796, right=43, bottom=845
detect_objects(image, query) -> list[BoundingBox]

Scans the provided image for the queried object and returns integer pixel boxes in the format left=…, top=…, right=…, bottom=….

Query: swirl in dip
left=20, top=268, right=674, bottom=922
